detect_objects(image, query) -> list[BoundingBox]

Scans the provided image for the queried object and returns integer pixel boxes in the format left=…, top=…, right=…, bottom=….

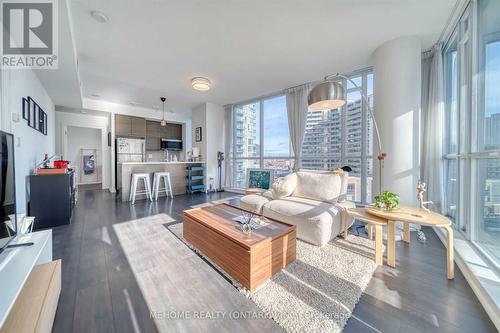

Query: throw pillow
left=270, top=173, right=297, bottom=199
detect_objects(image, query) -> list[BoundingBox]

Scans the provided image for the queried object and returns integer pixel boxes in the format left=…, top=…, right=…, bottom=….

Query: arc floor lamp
left=307, top=73, right=386, bottom=195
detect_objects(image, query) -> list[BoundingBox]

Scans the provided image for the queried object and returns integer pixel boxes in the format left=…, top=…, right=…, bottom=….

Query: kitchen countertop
left=118, top=161, right=206, bottom=165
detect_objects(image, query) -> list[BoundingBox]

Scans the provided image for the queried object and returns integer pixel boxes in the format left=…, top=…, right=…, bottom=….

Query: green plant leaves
left=373, top=191, right=400, bottom=210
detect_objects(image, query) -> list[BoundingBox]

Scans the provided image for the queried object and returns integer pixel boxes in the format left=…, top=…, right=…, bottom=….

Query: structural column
left=372, top=36, right=421, bottom=205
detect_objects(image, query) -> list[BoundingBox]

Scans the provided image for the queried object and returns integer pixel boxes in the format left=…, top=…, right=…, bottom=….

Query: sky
left=486, top=41, right=500, bottom=117
left=260, top=74, right=373, bottom=157
left=263, top=95, right=290, bottom=157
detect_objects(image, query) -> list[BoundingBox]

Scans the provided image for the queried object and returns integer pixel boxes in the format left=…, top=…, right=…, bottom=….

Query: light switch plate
left=148, top=154, right=153, bottom=159
left=12, top=113, right=20, bottom=122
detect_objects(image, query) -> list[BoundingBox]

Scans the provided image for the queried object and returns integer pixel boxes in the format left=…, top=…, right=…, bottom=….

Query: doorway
left=66, top=126, right=102, bottom=187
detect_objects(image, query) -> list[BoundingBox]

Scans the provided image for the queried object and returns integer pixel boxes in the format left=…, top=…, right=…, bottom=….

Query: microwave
left=161, top=139, right=183, bottom=151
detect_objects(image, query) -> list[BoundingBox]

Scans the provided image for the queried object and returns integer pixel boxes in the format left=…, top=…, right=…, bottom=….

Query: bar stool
left=152, top=171, right=173, bottom=200
left=129, top=173, right=153, bottom=204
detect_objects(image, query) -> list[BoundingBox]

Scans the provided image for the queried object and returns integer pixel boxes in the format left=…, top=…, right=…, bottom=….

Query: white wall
left=191, top=104, right=207, bottom=160
left=373, top=36, right=421, bottom=205
left=206, top=103, right=225, bottom=190
left=55, top=111, right=111, bottom=189
left=0, top=69, right=55, bottom=213
left=191, top=102, right=225, bottom=190
left=67, top=126, right=102, bottom=184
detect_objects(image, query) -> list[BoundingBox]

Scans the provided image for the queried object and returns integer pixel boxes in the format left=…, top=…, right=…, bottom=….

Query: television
left=0, top=131, right=16, bottom=254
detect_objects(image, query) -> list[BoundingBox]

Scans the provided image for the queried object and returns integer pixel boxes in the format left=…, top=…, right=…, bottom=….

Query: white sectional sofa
left=240, top=171, right=355, bottom=247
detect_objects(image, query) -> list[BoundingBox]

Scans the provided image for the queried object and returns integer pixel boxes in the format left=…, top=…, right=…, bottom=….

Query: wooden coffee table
left=183, top=204, right=296, bottom=290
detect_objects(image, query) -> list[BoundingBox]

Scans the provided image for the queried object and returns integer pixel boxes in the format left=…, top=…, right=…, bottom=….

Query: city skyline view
left=232, top=72, right=374, bottom=203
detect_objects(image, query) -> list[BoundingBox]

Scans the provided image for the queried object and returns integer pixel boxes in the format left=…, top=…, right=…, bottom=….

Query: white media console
left=0, top=230, right=53, bottom=328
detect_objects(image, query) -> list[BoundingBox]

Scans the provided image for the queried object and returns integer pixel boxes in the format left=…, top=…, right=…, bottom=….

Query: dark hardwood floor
left=51, top=189, right=496, bottom=333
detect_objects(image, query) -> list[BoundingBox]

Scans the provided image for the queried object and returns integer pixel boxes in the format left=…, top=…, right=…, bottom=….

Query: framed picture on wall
left=27, top=97, right=36, bottom=128
left=24, top=97, right=47, bottom=135
left=195, top=127, right=202, bottom=142
left=39, top=109, right=47, bottom=135
left=34, top=104, right=40, bottom=131
left=22, top=97, right=29, bottom=120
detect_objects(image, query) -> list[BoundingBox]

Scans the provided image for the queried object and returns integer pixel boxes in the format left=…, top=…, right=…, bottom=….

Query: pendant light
left=160, top=97, right=166, bottom=127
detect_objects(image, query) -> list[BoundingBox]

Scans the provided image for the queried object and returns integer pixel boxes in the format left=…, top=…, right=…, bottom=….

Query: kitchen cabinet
left=146, top=120, right=161, bottom=150
left=115, top=115, right=146, bottom=138
left=131, top=117, right=146, bottom=138
left=115, top=114, right=131, bottom=137
left=160, top=123, right=182, bottom=140
left=168, top=123, right=182, bottom=140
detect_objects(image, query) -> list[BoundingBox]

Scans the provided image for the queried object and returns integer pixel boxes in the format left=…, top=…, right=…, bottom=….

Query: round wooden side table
left=344, top=208, right=387, bottom=266
left=365, top=205, right=454, bottom=279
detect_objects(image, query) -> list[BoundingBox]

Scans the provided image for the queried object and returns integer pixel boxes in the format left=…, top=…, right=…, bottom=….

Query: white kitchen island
left=117, top=161, right=206, bottom=201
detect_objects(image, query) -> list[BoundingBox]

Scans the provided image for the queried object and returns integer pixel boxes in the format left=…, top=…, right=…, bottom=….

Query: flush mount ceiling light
left=191, top=77, right=211, bottom=91
left=90, top=10, right=109, bottom=23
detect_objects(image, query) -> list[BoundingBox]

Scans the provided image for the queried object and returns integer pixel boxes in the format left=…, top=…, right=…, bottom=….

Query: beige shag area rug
left=168, top=222, right=382, bottom=333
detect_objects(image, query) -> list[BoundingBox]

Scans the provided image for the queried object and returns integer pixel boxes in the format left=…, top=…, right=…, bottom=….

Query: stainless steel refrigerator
left=115, top=137, right=145, bottom=192
left=116, top=137, right=145, bottom=163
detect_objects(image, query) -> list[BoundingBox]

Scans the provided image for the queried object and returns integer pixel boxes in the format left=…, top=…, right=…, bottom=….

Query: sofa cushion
left=292, top=171, right=342, bottom=203
left=269, top=173, right=297, bottom=199
left=262, top=196, right=348, bottom=246
left=239, top=194, right=270, bottom=215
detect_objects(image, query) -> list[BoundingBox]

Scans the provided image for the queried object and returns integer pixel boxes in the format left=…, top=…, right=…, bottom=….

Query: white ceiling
left=35, top=0, right=82, bottom=109
left=68, top=0, right=457, bottom=115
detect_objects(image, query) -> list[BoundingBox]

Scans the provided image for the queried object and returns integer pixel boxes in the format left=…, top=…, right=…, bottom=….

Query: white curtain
left=286, top=84, right=311, bottom=171
left=421, top=43, right=445, bottom=213
left=223, top=105, right=233, bottom=188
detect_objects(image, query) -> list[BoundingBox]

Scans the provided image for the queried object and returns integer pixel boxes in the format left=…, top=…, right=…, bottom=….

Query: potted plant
left=373, top=191, right=400, bottom=211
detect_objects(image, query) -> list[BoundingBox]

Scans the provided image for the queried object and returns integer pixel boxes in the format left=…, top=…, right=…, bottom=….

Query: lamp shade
left=307, top=81, right=346, bottom=111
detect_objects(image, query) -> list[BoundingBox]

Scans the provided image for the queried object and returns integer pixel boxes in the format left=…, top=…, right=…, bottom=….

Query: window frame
left=231, top=94, right=294, bottom=189
left=442, top=1, right=500, bottom=271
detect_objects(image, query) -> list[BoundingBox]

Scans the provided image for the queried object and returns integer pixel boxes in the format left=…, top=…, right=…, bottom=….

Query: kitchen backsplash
left=146, top=150, right=182, bottom=162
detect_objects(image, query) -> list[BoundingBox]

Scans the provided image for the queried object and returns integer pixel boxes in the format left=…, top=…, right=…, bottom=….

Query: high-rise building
left=234, top=103, right=259, bottom=188
left=484, top=113, right=500, bottom=150
left=301, top=96, right=373, bottom=201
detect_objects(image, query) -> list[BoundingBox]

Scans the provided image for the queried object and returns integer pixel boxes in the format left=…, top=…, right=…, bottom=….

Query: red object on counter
left=53, top=160, right=69, bottom=169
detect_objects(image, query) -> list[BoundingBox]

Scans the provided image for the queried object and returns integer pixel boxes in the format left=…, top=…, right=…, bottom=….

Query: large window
left=231, top=71, right=373, bottom=204
left=301, top=70, right=373, bottom=203
left=475, top=0, right=500, bottom=266
left=232, top=95, right=292, bottom=189
left=443, top=0, right=500, bottom=268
